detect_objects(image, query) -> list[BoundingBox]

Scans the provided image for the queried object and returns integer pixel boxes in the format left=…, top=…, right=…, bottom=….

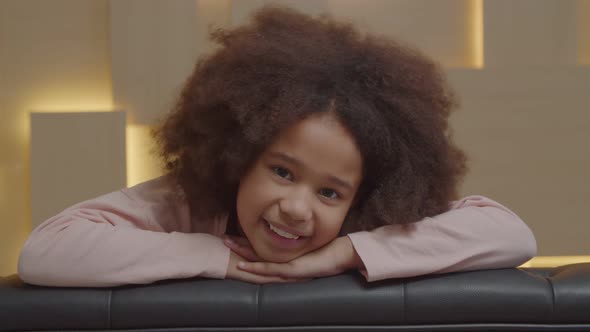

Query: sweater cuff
left=347, top=231, right=379, bottom=282
left=170, top=232, right=231, bottom=280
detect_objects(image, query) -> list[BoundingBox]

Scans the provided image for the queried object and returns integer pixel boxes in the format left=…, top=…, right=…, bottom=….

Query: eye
left=319, top=188, right=340, bottom=200
left=272, top=166, right=294, bottom=181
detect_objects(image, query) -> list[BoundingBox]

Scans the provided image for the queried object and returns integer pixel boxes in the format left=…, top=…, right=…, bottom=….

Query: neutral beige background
left=1, top=0, right=589, bottom=275
left=0, top=0, right=114, bottom=276
left=30, top=112, right=126, bottom=228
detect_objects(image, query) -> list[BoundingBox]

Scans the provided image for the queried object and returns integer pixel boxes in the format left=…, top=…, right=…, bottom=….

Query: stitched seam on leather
left=255, top=284, right=261, bottom=325
left=402, top=281, right=407, bottom=323
left=545, top=276, right=556, bottom=315
left=107, top=289, right=112, bottom=328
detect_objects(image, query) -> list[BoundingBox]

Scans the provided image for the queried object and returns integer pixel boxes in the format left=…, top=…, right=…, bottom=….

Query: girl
left=18, top=6, right=536, bottom=287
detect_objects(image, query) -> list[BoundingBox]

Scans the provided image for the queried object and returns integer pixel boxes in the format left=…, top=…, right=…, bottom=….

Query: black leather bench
left=2, top=263, right=589, bottom=332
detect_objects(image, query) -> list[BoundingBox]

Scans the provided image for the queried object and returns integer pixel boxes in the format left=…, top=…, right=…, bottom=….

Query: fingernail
left=238, top=262, right=247, bottom=268
left=224, top=238, right=234, bottom=246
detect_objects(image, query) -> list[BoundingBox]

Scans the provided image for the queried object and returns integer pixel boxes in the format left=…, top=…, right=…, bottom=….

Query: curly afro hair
left=154, top=5, right=467, bottom=233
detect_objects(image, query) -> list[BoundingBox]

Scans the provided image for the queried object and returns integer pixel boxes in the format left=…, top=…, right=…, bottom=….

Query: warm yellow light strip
left=519, top=256, right=590, bottom=268
left=578, top=0, right=590, bottom=65
left=27, top=83, right=114, bottom=114
left=29, top=105, right=114, bottom=112
left=468, top=0, right=484, bottom=69
left=126, top=125, right=164, bottom=187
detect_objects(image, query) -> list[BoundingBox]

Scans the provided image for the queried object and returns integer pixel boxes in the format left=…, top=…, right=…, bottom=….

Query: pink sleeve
left=347, top=195, right=537, bottom=282
left=17, top=177, right=230, bottom=287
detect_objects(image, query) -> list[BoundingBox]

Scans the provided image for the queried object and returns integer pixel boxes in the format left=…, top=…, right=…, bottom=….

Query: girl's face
left=236, top=112, right=363, bottom=263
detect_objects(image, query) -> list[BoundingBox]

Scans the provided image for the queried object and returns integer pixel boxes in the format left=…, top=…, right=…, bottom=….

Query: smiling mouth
left=265, top=220, right=301, bottom=240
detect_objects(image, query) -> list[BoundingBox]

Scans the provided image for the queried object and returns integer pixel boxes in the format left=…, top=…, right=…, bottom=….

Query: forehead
left=266, top=112, right=363, bottom=182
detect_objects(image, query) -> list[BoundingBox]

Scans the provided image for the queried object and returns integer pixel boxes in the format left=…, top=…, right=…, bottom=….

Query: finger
left=252, top=275, right=300, bottom=284
left=223, top=235, right=256, bottom=254
left=224, top=238, right=261, bottom=261
left=224, top=235, right=252, bottom=247
left=236, top=270, right=302, bottom=284
left=238, top=261, right=301, bottom=278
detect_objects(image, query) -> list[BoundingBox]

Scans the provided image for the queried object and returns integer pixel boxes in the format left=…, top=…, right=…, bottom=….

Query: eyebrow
left=267, top=151, right=354, bottom=190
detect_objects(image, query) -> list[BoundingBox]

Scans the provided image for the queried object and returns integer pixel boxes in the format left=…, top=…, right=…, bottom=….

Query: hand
left=223, top=236, right=308, bottom=284
left=233, top=236, right=364, bottom=280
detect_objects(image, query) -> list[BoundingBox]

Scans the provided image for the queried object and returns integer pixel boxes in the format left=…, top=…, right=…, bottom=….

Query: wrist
left=338, top=236, right=365, bottom=270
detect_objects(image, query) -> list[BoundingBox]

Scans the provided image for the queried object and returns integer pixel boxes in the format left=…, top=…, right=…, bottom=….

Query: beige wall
left=30, top=112, right=126, bottom=228
left=1, top=0, right=589, bottom=275
left=0, top=0, right=113, bottom=275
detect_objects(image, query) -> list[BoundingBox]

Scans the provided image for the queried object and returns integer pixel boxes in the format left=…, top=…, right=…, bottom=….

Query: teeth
left=268, top=222, right=300, bottom=240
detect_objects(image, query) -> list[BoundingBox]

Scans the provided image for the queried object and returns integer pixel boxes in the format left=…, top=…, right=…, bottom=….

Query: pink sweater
left=18, top=176, right=537, bottom=287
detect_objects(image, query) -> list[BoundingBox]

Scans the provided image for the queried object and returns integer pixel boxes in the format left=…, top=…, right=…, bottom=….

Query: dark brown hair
left=154, top=5, right=467, bottom=232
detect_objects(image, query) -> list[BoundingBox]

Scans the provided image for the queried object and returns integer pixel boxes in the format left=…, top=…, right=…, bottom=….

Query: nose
left=278, top=188, right=313, bottom=224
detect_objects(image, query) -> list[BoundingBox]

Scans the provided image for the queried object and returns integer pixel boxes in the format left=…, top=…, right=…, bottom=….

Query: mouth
left=261, top=218, right=309, bottom=252
left=264, top=219, right=303, bottom=240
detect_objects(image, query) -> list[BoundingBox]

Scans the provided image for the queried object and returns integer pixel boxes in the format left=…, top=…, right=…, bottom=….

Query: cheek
left=313, top=209, right=348, bottom=243
left=236, top=168, right=274, bottom=221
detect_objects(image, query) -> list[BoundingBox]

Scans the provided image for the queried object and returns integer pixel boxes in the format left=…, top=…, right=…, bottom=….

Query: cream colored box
left=30, top=112, right=127, bottom=228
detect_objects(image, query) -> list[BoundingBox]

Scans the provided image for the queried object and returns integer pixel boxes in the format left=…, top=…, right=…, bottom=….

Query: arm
left=17, top=177, right=230, bottom=287
left=347, top=195, right=537, bottom=282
